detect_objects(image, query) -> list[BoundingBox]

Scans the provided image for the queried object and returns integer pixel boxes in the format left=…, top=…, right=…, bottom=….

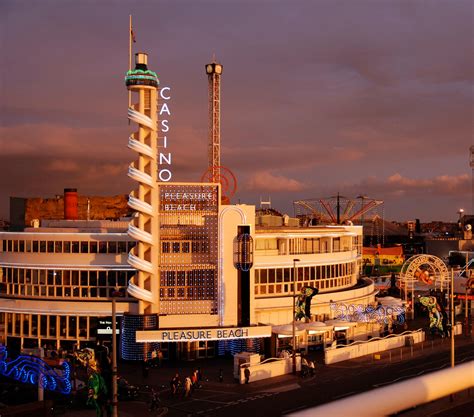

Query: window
left=108, top=241, right=117, bottom=254
left=90, top=241, right=98, bottom=253
left=63, top=241, right=71, bottom=253
left=32, top=241, right=39, bottom=252
left=81, top=241, right=89, bottom=253
left=182, top=242, right=190, bottom=253
left=172, top=242, right=180, bottom=253
left=39, top=241, right=46, bottom=253
left=71, top=241, right=79, bottom=253
left=162, top=242, right=170, bottom=253
left=98, top=242, right=107, bottom=254
left=47, top=241, right=54, bottom=253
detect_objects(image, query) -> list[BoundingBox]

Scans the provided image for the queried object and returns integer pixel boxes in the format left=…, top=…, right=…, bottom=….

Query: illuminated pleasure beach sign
left=159, top=87, right=172, bottom=182
left=136, top=326, right=272, bottom=343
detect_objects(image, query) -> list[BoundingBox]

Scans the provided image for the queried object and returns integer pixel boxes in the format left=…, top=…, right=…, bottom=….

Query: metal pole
left=451, top=269, right=455, bottom=369
left=292, top=261, right=296, bottom=374
left=465, top=253, right=469, bottom=335
left=112, top=296, right=118, bottom=417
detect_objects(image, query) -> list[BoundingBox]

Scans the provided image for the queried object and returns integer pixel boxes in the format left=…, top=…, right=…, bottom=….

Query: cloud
left=244, top=171, right=305, bottom=192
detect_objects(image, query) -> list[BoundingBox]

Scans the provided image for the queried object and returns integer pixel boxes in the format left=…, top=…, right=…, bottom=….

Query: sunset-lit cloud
left=1, top=0, right=472, bottom=221
left=244, top=171, right=305, bottom=192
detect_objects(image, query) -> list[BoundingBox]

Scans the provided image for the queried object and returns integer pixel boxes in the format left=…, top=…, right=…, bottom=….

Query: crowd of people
left=169, top=368, right=203, bottom=398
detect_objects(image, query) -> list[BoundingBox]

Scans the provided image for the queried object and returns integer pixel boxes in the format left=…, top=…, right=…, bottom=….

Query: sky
left=0, top=0, right=473, bottom=222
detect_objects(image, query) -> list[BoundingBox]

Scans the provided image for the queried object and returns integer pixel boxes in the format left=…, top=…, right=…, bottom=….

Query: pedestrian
left=170, top=373, right=180, bottom=396
left=301, top=357, right=309, bottom=377
left=218, top=368, right=224, bottom=383
left=191, top=369, right=198, bottom=391
left=309, top=360, right=315, bottom=376
left=184, top=376, right=192, bottom=398
left=149, top=387, right=160, bottom=412
left=142, top=359, right=149, bottom=379
left=244, top=366, right=250, bottom=384
left=197, top=367, right=203, bottom=385
left=157, top=349, right=163, bottom=368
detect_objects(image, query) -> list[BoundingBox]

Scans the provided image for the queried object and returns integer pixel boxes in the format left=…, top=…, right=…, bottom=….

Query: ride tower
left=205, top=61, right=223, bottom=184
left=122, top=52, right=160, bottom=360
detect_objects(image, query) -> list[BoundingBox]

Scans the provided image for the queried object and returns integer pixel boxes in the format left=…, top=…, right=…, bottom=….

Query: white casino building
left=0, top=52, right=379, bottom=360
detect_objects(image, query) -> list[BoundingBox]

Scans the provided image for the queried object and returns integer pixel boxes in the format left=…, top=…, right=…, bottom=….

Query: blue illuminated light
left=0, top=345, right=71, bottom=394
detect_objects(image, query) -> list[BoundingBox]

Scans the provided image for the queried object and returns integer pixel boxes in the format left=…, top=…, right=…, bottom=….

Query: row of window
left=162, top=241, right=215, bottom=254
left=254, top=262, right=356, bottom=284
left=255, top=276, right=354, bottom=297
left=4, top=312, right=96, bottom=340
left=255, top=236, right=362, bottom=256
left=160, top=269, right=216, bottom=300
left=1, top=239, right=136, bottom=254
left=1, top=267, right=134, bottom=299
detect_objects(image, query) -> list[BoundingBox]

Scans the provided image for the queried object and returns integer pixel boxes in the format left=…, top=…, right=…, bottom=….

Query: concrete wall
left=324, top=330, right=425, bottom=364
left=238, top=356, right=301, bottom=384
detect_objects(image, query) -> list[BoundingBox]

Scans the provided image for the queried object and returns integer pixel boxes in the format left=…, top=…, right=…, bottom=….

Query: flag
left=131, top=27, right=136, bottom=43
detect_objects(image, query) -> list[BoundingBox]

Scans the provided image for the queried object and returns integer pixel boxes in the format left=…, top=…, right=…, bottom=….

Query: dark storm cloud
left=1, top=0, right=472, bottom=221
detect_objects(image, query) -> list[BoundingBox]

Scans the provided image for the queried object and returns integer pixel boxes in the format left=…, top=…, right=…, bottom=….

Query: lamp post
left=111, top=288, right=122, bottom=417
left=292, top=258, right=300, bottom=375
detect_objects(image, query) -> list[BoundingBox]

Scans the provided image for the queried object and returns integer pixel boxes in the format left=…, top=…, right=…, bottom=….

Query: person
left=151, top=349, right=157, bottom=368
left=244, top=366, right=250, bottom=384
left=309, top=360, right=315, bottom=376
left=149, top=387, right=161, bottom=412
left=170, top=373, right=180, bottom=396
left=157, top=349, right=163, bottom=368
left=191, top=369, right=198, bottom=391
left=197, top=367, right=203, bottom=385
left=184, top=376, right=192, bottom=398
left=218, top=368, right=224, bottom=383
left=301, top=357, right=309, bottom=377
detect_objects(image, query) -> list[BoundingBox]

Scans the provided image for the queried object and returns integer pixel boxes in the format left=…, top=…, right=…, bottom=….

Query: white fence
left=324, top=329, right=425, bottom=364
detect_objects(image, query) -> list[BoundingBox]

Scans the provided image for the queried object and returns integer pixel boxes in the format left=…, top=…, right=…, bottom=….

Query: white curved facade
left=0, top=221, right=137, bottom=351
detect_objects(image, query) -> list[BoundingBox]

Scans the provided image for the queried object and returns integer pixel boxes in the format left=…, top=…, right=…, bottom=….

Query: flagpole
left=128, top=14, right=132, bottom=108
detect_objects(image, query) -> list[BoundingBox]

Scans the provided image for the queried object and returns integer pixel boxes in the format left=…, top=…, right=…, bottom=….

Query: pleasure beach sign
left=136, top=326, right=272, bottom=343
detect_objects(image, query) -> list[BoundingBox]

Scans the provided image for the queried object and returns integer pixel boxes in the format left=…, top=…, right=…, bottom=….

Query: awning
left=271, top=324, right=305, bottom=336
left=297, top=321, right=333, bottom=332
left=325, top=320, right=358, bottom=328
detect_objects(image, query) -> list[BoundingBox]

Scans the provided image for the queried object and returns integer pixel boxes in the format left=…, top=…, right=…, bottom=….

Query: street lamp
left=292, top=258, right=300, bottom=375
left=111, top=287, right=123, bottom=417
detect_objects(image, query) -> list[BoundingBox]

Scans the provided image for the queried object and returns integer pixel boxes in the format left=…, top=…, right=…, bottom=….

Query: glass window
left=54, top=241, right=62, bottom=253
left=19, top=240, right=25, bottom=252
left=71, top=241, right=79, bottom=253
left=89, top=271, right=97, bottom=286
left=47, top=241, right=54, bottom=253
left=39, top=241, right=47, bottom=253
left=260, top=270, right=267, bottom=284
left=81, top=241, right=89, bottom=253
left=98, top=271, right=106, bottom=286
left=117, top=241, right=126, bottom=253
left=108, top=241, right=117, bottom=254
left=13, top=241, right=18, bottom=252
left=32, top=241, right=39, bottom=252
left=162, top=242, right=170, bottom=253
left=98, top=242, right=107, bottom=253
left=25, top=240, right=32, bottom=252
left=90, top=241, right=98, bottom=253
left=80, top=271, right=88, bottom=286
left=63, top=241, right=71, bottom=253
left=182, top=242, right=190, bottom=253
left=268, top=269, right=275, bottom=283
left=172, top=242, right=180, bottom=253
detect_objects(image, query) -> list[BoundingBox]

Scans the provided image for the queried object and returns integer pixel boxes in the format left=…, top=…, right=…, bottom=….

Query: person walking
left=184, top=376, right=192, bottom=398
left=191, top=369, right=198, bottom=392
left=244, top=366, right=251, bottom=384
left=170, top=373, right=180, bottom=396
left=309, top=360, right=315, bottom=376
left=148, top=387, right=160, bottom=412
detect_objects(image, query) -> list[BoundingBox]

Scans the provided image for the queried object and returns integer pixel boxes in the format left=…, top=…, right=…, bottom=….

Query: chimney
left=64, top=188, right=78, bottom=220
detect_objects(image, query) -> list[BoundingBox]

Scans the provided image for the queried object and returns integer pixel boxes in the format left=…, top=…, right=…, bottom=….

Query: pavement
left=58, top=326, right=474, bottom=417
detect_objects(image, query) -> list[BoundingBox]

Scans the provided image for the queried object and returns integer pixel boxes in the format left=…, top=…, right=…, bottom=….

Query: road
left=62, top=336, right=474, bottom=417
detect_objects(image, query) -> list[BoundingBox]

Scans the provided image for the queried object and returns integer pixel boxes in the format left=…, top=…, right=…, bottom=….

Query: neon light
left=330, top=302, right=405, bottom=325
left=0, top=345, right=71, bottom=394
